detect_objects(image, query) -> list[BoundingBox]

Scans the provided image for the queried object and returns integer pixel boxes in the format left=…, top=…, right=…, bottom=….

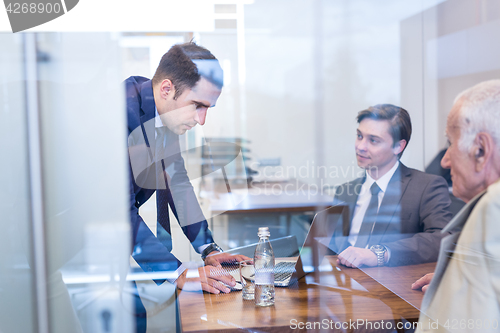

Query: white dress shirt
left=347, top=161, right=400, bottom=247
left=155, top=107, right=163, bottom=129
left=154, top=108, right=212, bottom=280
left=155, top=108, right=190, bottom=281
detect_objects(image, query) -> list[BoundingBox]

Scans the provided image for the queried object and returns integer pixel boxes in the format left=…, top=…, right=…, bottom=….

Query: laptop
left=225, top=235, right=302, bottom=287
left=225, top=204, right=348, bottom=287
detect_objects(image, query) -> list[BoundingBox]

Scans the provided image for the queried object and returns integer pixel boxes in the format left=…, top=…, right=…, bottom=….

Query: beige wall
left=402, top=0, right=500, bottom=167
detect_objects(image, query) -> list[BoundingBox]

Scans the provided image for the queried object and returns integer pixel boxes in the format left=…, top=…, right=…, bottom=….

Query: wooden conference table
left=178, top=257, right=435, bottom=332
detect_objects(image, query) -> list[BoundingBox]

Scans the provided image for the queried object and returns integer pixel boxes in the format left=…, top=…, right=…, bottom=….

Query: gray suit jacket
left=417, top=182, right=500, bottom=332
left=331, top=163, right=452, bottom=266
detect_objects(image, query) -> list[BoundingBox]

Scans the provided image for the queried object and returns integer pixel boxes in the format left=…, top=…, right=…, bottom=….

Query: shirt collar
left=154, top=107, right=163, bottom=128
left=364, top=160, right=400, bottom=193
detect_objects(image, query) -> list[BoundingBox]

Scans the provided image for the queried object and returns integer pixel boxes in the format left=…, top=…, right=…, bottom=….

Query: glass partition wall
left=2, top=0, right=500, bottom=332
left=0, top=33, right=134, bottom=333
left=0, top=33, right=37, bottom=333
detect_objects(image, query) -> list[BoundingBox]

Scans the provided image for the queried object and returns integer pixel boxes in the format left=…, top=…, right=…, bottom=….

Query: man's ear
left=393, top=139, right=407, bottom=156
left=474, top=132, right=493, bottom=172
left=159, top=79, right=174, bottom=99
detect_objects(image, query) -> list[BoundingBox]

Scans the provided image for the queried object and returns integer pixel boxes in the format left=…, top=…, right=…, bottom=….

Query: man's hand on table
left=336, top=246, right=379, bottom=268
left=411, top=273, right=434, bottom=293
left=204, top=251, right=251, bottom=268
left=176, top=251, right=251, bottom=294
left=176, top=265, right=236, bottom=294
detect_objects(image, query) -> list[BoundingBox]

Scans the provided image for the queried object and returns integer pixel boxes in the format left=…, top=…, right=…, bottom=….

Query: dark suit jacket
left=125, top=76, right=214, bottom=282
left=331, top=163, right=452, bottom=266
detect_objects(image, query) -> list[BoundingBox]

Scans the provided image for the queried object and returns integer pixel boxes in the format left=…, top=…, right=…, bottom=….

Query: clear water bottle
left=254, top=227, right=275, bottom=306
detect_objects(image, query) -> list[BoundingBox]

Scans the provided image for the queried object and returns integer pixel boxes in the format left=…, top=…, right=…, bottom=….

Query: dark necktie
left=155, top=127, right=173, bottom=250
left=354, top=182, right=381, bottom=248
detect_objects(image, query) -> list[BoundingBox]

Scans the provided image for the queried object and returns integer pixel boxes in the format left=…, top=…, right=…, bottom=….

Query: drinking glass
left=239, top=260, right=255, bottom=300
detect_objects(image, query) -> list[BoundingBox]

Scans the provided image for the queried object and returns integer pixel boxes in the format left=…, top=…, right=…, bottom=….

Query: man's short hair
left=454, top=80, right=500, bottom=154
left=152, top=42, right=218, bottom=99
left=357, top=104, right=412, bottom=158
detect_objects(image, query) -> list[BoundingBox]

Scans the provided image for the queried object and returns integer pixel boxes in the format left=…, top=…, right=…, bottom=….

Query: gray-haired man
left=412, top=80, right=500, bottom=332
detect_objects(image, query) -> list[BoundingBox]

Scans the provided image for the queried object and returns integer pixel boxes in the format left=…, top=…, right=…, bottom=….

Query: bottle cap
left=257, top=227, right=270, bottom=237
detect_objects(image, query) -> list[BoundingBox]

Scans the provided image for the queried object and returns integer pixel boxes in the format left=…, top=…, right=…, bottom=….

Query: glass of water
left=239, top=260, right=255, bottom=300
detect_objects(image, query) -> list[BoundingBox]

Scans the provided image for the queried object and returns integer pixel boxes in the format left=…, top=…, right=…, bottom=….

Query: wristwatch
left=369, top=245, right=387, bottom=266
left=201, top=243, right=223, bottom=260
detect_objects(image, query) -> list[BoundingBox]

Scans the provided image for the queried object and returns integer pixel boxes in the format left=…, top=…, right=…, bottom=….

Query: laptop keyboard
left=274, top=261, right=295, bottom=282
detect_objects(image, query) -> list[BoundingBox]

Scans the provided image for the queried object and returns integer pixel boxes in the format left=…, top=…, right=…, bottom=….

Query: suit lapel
left=330, top=178, right=364, bottom=252
left=441, top=190, right=485, bottom=233
left=137, top=80, right=176, bottom=237
left=139, top=79, right=156, bottom=150
left=369, top=163, right=410, bottom=245
left=130, top=79, right=157, bottom=196
left=344, top=178, right=363, bottom=235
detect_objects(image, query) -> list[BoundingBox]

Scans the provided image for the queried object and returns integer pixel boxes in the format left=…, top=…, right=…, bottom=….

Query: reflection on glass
left=0, top=33, right=36, bottom=333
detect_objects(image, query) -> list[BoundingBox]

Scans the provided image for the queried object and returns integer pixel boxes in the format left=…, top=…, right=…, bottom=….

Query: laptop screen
left=224, top=204, right=349, bottom=286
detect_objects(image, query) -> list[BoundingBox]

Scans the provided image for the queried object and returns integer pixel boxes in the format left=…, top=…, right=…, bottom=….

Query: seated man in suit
left=332, top=104, right=452, bottom=267
left=411, top=80, right=500, bottom=332
left=126, top=42, right=248, bottom=299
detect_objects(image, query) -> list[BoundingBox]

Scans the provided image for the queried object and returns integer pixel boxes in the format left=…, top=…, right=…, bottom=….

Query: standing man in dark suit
left=332, top=104, right=452, bottom=267
left=126, top=42, right=247, bottom=299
